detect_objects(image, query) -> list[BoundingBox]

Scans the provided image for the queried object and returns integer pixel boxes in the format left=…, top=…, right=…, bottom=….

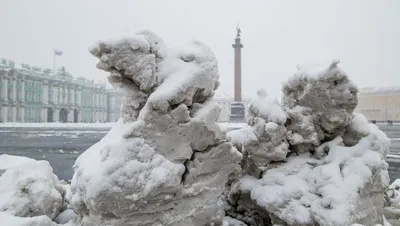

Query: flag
left=54, top=49, right=63, bottom=56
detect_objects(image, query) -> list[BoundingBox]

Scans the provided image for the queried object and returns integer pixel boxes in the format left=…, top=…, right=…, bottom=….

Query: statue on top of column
left=236, top=25, right=241, bottom=38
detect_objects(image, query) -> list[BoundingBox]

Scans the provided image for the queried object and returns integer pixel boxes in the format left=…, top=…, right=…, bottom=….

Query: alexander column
left=230, top=26, right=245, bottom=121
left=232, top=26, right=243, bottom=102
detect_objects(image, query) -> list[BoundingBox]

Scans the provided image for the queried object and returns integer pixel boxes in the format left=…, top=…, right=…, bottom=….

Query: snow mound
left=227, top=91, right=289, bottom=178
left=384, top=179, right=400, bottom=226
left=71, top=30, right=241, bottom=226
left=226, top=61, right=390, bottom=226
left=0, top=155, right=65, bottom=220
left=283, top=60, right=358, bottom=152
left=246, top=88, right=286, bottom=126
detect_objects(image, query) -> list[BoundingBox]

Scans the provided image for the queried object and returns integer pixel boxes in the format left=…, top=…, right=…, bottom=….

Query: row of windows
left=358, top=101, right=400, bottom=109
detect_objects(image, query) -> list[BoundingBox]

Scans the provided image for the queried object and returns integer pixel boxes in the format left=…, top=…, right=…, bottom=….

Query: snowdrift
left=0, top=30, right=392, bottom=226
left=70, top=30, right=241, bottom=226
left=226, top=61, right=390, bottom=226
left=0, top=155, right=75, bottom=225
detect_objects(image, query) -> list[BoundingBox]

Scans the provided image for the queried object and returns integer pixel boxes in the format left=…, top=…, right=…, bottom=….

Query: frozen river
left=1, top=124, right=400, bottom=182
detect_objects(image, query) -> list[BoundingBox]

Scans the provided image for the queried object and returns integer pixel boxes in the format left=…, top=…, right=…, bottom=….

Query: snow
left=71, top=30, right=241, bottom=225
left=246, top=88, right=286, bottom=125
left=1, top=30, right=387, bottom=225
left=0, top=155, right=65, bottom=219
left=0, top=122, right=115, bottom=128
left=0, top=211, right=58, bottom=226
left=54, top=209, right=77, bottom=224
left=226, top=61, right=390, bottom=225
left=230, top=126, right=389, bottom=225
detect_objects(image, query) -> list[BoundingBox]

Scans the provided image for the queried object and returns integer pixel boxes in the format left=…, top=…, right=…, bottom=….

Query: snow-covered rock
left=227, top=89, right=289, bottom=178
left=283, top=60, right=358, bottom=153
left=71, top=30, right=241, bottom=226
left=226, top=61, right=390, bottom=226
left=384, top=179, right=400, bottom=226
left=0, top=155, right=65, bottom=220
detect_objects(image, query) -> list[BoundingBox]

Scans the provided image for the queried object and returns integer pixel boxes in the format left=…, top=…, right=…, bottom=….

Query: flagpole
left=53, top=50, right=56, bottom=74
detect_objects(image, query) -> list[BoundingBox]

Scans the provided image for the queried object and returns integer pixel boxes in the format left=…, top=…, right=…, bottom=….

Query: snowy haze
left=1, top=0, right=399, bottom=97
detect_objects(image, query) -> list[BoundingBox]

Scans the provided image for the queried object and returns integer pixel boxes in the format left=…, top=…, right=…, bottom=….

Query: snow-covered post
left=70, top=30, right=242, bottom=226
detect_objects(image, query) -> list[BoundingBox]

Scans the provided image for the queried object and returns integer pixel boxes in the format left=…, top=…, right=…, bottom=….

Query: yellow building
left=355, top=87, right=400, bottom=122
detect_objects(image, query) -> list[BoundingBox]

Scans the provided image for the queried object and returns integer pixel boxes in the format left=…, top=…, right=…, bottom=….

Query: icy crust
left=227, top=123, right=390, bottom=226
left=0, top=155, right=65, bottom=220
left=71, top=30, right=241, bottom=226
left=283, top=60, right=358, bottom=152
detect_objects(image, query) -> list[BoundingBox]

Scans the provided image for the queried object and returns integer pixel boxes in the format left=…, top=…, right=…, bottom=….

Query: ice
left=0, top=155, right=66, bottom=220
left=71, top=30, right=241, bottom=226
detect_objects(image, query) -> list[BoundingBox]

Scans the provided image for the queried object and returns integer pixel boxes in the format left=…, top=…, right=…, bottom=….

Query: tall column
left=77, top=88, right=82, bottom=106
left=21, top=107, right=25, bottom=122
left=71, top=88, right=75, bottom=105
left=53, top=85, right=58, bottom=104
left=21, top=79, right=25, bottom=102
left=2, top=106, right=7, bottom=122
left=232, top=28, right=243, bottom=102
left=1, top=78, right=8, bottom=100
left=42, top=81, right=49, bottom=104
left=12, top=107, right=16, bottom=122
left=12, top=79, right=17, bottom=102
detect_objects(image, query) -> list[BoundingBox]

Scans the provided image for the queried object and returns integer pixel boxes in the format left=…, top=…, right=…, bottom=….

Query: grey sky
left=1, top=0, right=399, bottom=98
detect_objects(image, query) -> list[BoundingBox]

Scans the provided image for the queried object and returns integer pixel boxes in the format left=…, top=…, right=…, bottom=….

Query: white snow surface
left=0, top=211, right=58, bottom=226
left=230, top=121, right=389, bottom=225
left=384, top=179, right=400, bottom=226
left=0, top=155, right=65, bottom=219
left=0, top=122, right=114, bottom=128
left=246, top=88, right=286, bottom=126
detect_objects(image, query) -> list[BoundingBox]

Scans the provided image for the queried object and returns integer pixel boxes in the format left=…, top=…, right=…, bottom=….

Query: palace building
left=0, top=59, right=121, bottom=123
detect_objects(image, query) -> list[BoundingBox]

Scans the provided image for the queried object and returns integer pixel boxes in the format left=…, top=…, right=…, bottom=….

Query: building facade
left=0, top=59, right=121, bottom=123
left=355, top=87, right=400, bottom=122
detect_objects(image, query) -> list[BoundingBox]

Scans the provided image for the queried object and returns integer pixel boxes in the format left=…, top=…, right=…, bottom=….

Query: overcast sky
left=1, top=0, right=399, bottom=98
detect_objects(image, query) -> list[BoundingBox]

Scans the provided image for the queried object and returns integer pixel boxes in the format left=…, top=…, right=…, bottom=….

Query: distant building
left=355, top=87, right=400, bottom=122
left=0, top=58, right=121, bottom=123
